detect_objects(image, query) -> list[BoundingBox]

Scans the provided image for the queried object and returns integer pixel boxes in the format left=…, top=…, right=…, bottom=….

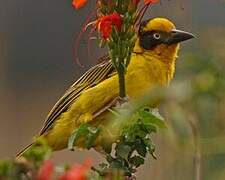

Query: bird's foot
left=92, top=96, right=129, bottom=119
left=111, top=96, right=129, bottom=108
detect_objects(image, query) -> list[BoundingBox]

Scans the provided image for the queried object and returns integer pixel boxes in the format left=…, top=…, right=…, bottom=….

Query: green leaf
left=135, top=139, right=147, bottom=157
left=0, top=160, right=14, bottom=177
left=110, top=159, right=125, bottom=169
left=144, top=138, right=156, bottom=155
left=115, top=144, right=131, bottom=159
left=143, top=124, right=157, bottom=133
left=110, top=159, right=131, bottom=176
left=122, top=124, right=139, bottom=142
left=23, top=138, right=52, bottom=165
left=68, top=123, right=100, bottom=150
left=138, top=108, right=167, bottom=129
left=68, top=124, right=89, bottom=150
left=86, top=126, right=100, bottom=149
left=129, top=156, right=145, bottom=168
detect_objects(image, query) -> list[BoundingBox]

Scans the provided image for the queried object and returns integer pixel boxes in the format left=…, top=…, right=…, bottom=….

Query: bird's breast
left=125, top=54, right=175, bottom=98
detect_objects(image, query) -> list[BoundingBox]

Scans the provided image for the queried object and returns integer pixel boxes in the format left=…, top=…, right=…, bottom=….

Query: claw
left=92, top=96, right=129, bottom=119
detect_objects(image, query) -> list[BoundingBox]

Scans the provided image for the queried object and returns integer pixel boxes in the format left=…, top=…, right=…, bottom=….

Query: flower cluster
left=37, top=159, right=92, bottom=180
left=59, top=160, right=91, bottom=180
left=72, top=0, right=158, bottom=9
left=37, top=160, right=54, bottom=180
left=71, top=0, right=160, bottom=98
left=72, top=0, right=158, bottom=40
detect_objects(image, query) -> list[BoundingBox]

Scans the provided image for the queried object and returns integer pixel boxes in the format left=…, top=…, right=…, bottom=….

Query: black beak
left=164, top=29, right=195, bottom=45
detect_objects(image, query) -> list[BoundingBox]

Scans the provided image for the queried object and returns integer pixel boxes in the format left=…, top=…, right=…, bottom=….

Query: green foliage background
left=146, top=30, right=225, bottom=179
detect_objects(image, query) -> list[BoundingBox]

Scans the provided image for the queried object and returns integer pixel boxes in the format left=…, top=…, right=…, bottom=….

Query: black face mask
left=139, top=30, right=165, bottom=50
left=138, top=20, right=194, bottom=50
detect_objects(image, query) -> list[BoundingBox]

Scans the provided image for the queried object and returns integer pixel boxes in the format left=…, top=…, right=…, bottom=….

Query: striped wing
left=39, top=55, right=115, bottom=135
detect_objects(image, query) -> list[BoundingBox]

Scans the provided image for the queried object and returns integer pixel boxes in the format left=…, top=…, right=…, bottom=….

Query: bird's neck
left=132, top=45, right=180, bottom=86
left=134, top=41, right=180, bottom=82
left=134, top=40, right=180, bottom=65
left=148, top=44, right=180, bottom=65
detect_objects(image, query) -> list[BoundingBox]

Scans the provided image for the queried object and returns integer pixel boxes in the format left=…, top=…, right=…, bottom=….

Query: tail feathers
left=16, top=143, right=34, bottom=158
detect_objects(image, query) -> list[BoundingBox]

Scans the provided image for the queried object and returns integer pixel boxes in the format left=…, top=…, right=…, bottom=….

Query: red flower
left=96, top=13, right=122, bottom=40
left=37, top=160, right=54, bottom=180
left=72, top=0, right=88, bottom=9
left=59, top=160, right=92, bottom=180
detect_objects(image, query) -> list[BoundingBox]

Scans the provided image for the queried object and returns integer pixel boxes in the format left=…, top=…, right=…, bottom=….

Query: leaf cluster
left=93, top=106, right=166, bottom=177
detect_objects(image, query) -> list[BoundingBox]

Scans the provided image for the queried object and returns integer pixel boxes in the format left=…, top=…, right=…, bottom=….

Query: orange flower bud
left=72, top=0, right=88, bottom=9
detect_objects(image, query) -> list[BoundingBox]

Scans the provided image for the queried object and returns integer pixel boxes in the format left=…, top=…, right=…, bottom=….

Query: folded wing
left=39, top=55, right=115, bottom=135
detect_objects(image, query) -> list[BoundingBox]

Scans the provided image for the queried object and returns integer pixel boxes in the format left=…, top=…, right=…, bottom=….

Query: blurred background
left=0, top=0, right=225, bottom=179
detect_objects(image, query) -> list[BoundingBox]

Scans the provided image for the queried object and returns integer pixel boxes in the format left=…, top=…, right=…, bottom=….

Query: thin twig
left=187, top=114, right=201, bottom=180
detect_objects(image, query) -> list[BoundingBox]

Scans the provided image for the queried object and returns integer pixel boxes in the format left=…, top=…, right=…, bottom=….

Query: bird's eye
left=153, top=33, right=161, bottom=39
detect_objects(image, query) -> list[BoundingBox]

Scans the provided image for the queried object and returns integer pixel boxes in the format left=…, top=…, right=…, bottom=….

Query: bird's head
left=134, top=18, right=194, bottom=63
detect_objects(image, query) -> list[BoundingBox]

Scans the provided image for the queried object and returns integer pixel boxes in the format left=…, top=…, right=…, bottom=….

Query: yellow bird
left=17, top=18, right=194, bottom=156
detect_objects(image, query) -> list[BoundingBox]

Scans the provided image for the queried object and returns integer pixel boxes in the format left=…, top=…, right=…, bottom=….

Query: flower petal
left=72, top=0, right=88, bottom=9
left=96, top=13, right=122, bottom=39
left=37, top=160, right=54, bottom=180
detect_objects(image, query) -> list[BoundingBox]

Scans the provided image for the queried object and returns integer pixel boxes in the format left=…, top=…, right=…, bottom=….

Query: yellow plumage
left=17, top=18, right=194, bottom=156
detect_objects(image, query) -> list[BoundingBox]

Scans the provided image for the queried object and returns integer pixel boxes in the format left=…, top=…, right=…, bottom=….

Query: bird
left=16, top=17, right=194, bottom=157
